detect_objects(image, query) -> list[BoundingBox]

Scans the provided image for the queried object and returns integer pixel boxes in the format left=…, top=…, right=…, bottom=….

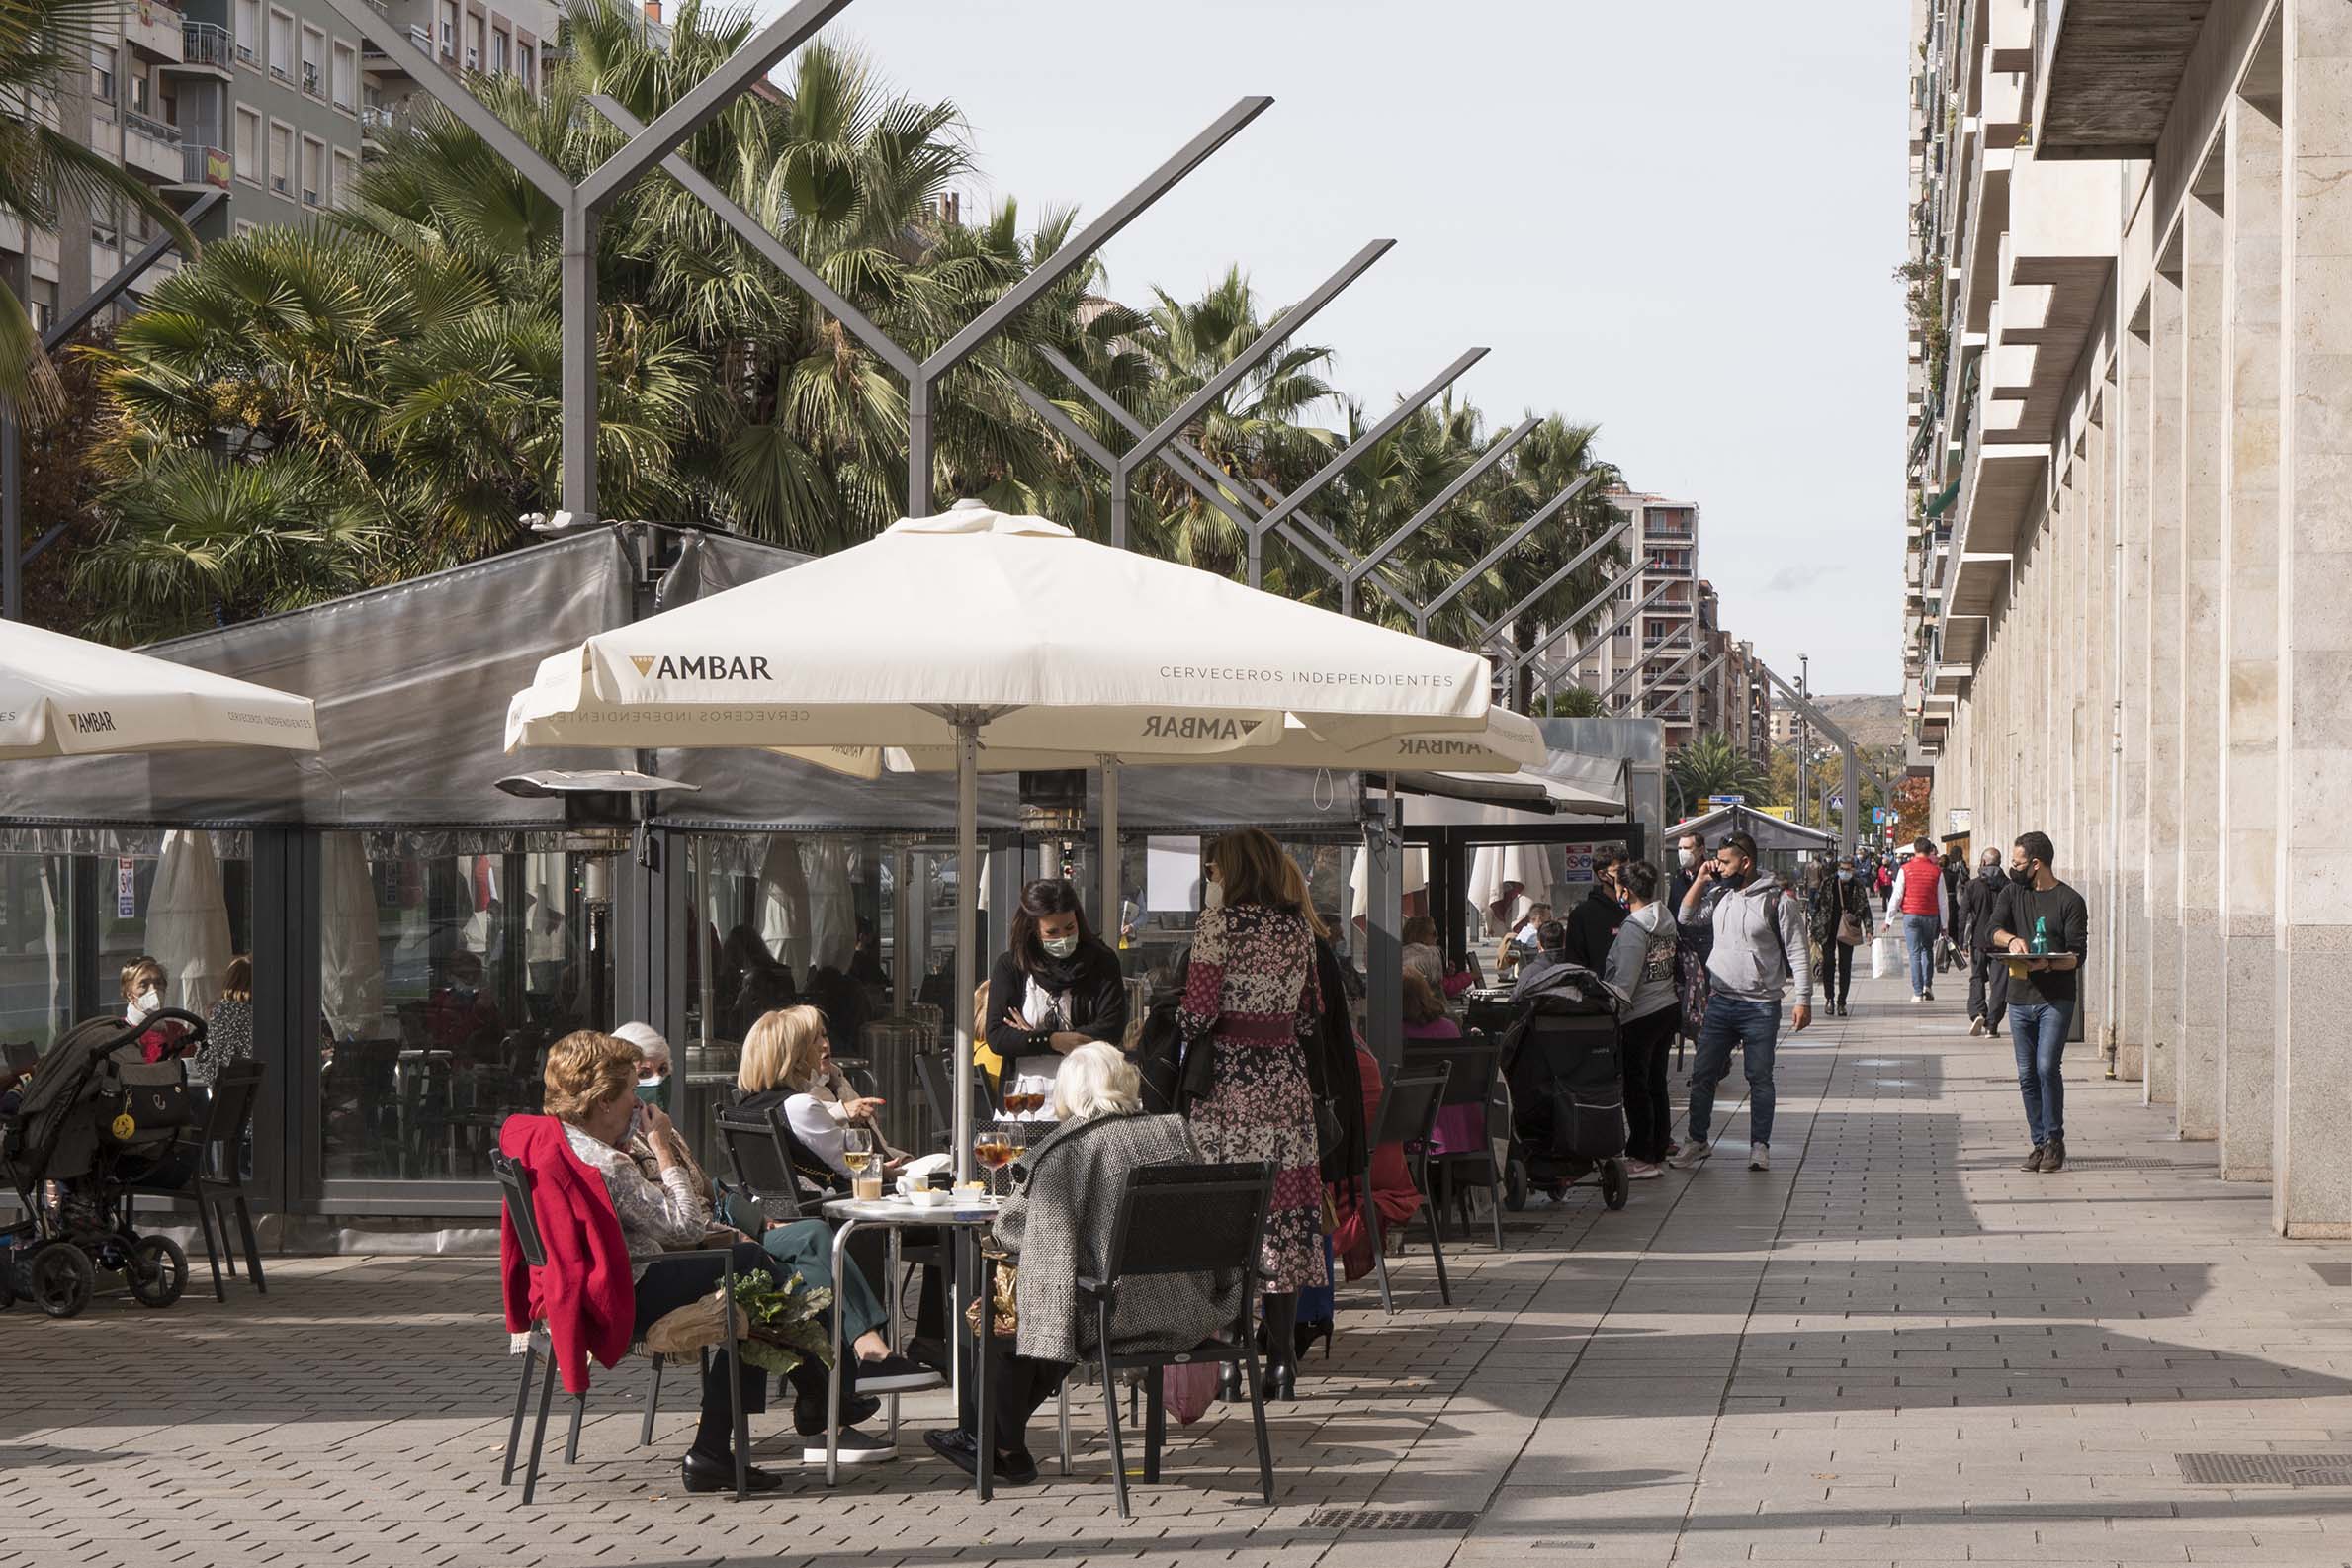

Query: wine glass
left=840, top=1127, right=878, bottom=1197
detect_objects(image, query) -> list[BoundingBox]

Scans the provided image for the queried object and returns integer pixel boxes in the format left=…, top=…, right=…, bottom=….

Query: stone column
left=2142, top=258, right=2185, bottom=1107
left=2220, top=88, right=2283, bottom=1181
left=2114, top=315, right=2152, bottom=1082
left=2274, top=0, right=2352, bottom=1237
left=2175, top=184, right=2226, bottom=1141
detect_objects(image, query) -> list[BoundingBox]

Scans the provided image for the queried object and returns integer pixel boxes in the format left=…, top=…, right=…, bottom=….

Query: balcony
left=122, top=108, right=183, bottom=182
left=2031, top=0, right=2214, bottom=160
left=125, top=0, right=186, bottom=62
left=302, top=59, right=322, bottom=98
left=176, top=141, right=230, bottom=190
left=164, top=20, right=232, bottom=77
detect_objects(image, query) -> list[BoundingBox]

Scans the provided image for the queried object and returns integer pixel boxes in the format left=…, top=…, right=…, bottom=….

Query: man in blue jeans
left=1987, top=830, right=2089, bottom=1174
left=1669, top=830, right=1812, bottom=1173
left=1883, top=839, right=1951, bottom=1002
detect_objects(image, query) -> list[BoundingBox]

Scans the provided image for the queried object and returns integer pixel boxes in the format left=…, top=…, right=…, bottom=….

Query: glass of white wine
left=841, top=1127, right=881, bottom=1199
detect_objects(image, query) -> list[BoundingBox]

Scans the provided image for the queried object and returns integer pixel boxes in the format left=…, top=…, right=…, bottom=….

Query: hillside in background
left=1812, top=694, right=1905, bottom=751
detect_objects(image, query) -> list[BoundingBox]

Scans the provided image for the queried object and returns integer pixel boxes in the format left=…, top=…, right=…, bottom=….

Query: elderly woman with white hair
left=921, top=1041, right=1237, bottom=1488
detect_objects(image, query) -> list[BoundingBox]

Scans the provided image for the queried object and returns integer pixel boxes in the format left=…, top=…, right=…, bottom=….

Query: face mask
left=1202, top=880, right=1223, bottom=911
left=1838, top=870, right=1853, bottom=882
left=2010, top=865, right=2035, bottom=887
left=1042, top=935, right=1080, bottom=959
left=1678, top=848, right=1697, bottom=869
left=635, top=1076, right=669, bottom=1111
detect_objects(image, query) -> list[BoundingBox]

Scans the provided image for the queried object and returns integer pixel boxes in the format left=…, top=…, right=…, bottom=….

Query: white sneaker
left=1910, top=993, right=1924, bottom=1004
left=1665, top=1142, right=1709, bottom=1171
left=1623, top=1159, right=1666, bottom=1179
left=1747, top=1142, right=1769, bottom=1172
left=806, top=1427, right=896, bottom=1465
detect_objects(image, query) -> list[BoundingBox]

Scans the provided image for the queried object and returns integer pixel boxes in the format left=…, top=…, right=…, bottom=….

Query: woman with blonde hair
left=1176, top=828, right=1328, bottom=1401
left=526, top=1030, right=914, bottom=1481
left=921, top=1040, right=1229, bottom=1487
left=735, top=1004, right=905, bottom=1183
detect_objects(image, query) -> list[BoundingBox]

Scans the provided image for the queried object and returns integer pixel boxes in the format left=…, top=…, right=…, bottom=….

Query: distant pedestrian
left=1810, top=858, right=1872, bottom=1016
left=1599, top=860, right=1678, bottom=1178
left=1562, top=846, right=1627, bottom=973
left=1938, top=851, right=1968, bottom=971
left=1960, top=849, right=2011, bottom=1036
left=1989, top=831, right=2088, bottom=1174
left=1883, top=838, right=1951, bottom=1002
left=1670, top=831, right=1811, bottom=1173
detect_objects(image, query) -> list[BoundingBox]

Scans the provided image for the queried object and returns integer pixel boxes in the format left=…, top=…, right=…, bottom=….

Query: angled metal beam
left=6, top=190, right=224, bottom=614
left=1031, top=348, right=1356, bottom=587
left=323, top=0, right=571, bottom=198
left=1350, top=416, right=1537, bottom=593
left=1606, top=638, right=1700, bottom=705
left=1519, top=575, right=1672, bottom=683
left=1755, top=660, right=1862, bottom=858
left=578, top=0, right=851, bottom=211
left=1416, top=471, right=1600, bottom=633
left=587, top=96, right=919, bottom=380
left=928, top=97, right=1271, bottom=381
left=1239, top=347, right=1486, bottom=585
left=1241, top=477, right=1426, bottom=615
left=1108, top=239, right=1392, bottom=546
left=906, top=96, right=1272, bottom=516
left=1470, top=518, right=1630, bottom=644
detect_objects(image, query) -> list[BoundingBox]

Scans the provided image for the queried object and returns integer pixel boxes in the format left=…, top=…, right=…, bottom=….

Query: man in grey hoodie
left=1669, top=830, right=1812, bottom=1172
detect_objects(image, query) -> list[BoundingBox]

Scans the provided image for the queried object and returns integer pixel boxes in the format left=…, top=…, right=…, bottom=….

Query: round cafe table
left=819, top=1192, right=997, bottom=1487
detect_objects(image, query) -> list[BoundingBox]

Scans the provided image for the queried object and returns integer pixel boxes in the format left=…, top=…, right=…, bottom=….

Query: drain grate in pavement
left=1306, top=1508, right=1480, bottom=1531
left=2310, top=1262, right=2352, bottom=1287
left=2177, top=1453, right=2352, bottom=1486
left=2064, top=1156, right=2200, bottom=1170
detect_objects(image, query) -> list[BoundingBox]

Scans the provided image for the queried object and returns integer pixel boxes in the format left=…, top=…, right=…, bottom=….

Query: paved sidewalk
left=7, top=966, right=2352, bottom=1568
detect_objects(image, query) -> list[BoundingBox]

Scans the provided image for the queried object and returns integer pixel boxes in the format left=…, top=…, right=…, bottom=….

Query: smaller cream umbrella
left=0, top=620, right=317, bottom=758
left=146, top=830, right=233, bottom=1018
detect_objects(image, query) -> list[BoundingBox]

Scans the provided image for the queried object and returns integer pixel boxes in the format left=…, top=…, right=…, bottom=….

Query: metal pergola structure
left=0, top=190, right=226, bottom=621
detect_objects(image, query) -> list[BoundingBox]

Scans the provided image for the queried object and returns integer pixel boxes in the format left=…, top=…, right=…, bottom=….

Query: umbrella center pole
left=951, top=711, right=982, bottom=1188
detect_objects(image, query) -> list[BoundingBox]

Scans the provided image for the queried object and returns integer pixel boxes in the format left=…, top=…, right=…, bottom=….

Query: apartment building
left=1548, top=489, right=1772, bottom=763
left=0, top=0, right=374, bottom=345
left=1901, top=0, right=2349, bottom=1235
left=356, top=0, right=560, bottom=136
left=1568, top=489, right=1702, bottom=741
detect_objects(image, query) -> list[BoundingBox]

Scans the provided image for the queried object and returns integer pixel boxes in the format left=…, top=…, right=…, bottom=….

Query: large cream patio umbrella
left=507, top=500, right=1496, bottom=1179
left=0, top=620, right=318, bottom=758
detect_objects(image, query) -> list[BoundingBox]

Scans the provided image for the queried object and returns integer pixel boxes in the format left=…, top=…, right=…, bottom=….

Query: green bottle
left=2030, top=915, right=2049, bottom=957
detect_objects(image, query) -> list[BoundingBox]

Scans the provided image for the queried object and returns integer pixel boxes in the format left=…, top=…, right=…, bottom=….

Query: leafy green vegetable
left=728, top=1268, right=835, bottom=1377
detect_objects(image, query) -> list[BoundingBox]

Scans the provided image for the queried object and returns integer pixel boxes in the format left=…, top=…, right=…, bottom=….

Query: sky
left=749, top=0, right=1913, bottom=693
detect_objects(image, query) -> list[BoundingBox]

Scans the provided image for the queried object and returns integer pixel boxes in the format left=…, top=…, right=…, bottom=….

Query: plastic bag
left=1163, top=1358, right=1219, bottom=1426
left=1871, top=934, right=1894, bottom=981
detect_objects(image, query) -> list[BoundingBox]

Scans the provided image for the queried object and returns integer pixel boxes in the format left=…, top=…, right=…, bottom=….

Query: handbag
left=965, top=1255, right=1018, bottom=1340
left=1837, top=911, right=1867, bottom=947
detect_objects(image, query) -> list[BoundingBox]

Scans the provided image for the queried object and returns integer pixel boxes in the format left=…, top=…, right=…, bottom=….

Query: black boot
left=1259, top=1292, right=1298, bottom=1402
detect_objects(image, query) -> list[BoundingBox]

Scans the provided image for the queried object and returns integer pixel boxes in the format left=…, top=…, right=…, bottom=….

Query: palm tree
left=1668, top=732, right=1773, bottom=819
left=1536, top=685, right=1605, bottom=718
left=0, top=0, right=199, bottom=407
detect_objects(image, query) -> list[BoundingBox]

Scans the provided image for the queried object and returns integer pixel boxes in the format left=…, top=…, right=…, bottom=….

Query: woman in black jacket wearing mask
left=985, top=880, right=1130, bottom=1085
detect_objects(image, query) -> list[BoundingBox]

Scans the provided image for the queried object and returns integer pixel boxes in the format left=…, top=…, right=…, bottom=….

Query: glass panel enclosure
left=316, top=832, right=614, bottom=1183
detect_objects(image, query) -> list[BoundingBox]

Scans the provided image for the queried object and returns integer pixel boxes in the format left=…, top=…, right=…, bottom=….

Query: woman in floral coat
left=1177, top=828, right=1326, bottom=1401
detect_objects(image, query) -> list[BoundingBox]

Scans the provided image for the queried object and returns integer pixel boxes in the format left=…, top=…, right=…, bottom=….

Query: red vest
left=1897, top=863, right=1941, bottom=917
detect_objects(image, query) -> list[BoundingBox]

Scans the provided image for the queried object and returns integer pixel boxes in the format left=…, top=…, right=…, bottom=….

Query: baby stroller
left=1, top=1010, right=204, bottom=1318
left=1497, top=967, right=1629, bottom=1212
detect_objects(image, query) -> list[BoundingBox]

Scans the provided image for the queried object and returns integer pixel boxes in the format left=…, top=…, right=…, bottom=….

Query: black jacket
left=1960, top=868, right=2008, bottom=950
left=985, top=943, right=1129, bottom=1065
left=1562, top=887, right=1625, bottom=975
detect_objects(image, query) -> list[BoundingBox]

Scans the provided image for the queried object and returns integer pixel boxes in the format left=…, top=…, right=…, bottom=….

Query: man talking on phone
left=1670, top=830, right=1811, bottom=1173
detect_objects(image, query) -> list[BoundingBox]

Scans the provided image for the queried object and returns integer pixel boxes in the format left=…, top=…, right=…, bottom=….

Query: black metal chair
left=913, top=1049, right=994, bottom=1153
left=713, top=1103, right=814, bottom=1221
left=492, top=1151, right=752, bottom=1504
left=1364, top=1061, right=1453, bottom=1313
left=1016, top=1159, right=1274, bottom=1519
left=1407, top=1036, right=1508, bottom=1250
left=130, top=1059, right=267, bottom=1301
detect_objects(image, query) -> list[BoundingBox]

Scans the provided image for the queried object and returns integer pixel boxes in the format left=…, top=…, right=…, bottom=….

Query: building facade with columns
left=1903, top=0, right=2349, bottom=1236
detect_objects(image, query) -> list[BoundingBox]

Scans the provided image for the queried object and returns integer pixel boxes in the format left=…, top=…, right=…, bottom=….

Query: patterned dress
left=1178, top=904, right=1327, bottom=1292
